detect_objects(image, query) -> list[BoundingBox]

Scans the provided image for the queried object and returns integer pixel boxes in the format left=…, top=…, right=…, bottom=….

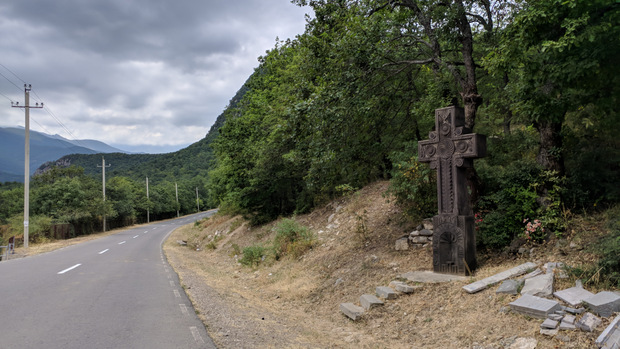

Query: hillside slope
left=164, top=181, right=615, bottom=348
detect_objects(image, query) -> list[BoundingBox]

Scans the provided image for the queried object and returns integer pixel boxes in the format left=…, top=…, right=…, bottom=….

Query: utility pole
left=97, top=157, right=111, bottom=232
left=11, top=84, right=43, bottom=248
left=175, top=182, right=179, bottom=218
left=196, top=187, right=200, bottom=212
left=146, top=177, right=150, bottom=223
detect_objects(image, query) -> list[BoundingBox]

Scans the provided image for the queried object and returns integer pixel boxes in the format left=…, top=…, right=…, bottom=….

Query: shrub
left=239, top=245, right=266, bottom=267
left=387, top=150, right=437, bottom=222
left=273, top=218, right=315, bottom=260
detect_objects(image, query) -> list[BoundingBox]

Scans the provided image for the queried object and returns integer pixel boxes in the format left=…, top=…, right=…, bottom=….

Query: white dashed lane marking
left=58, top=264, right=81, bottom=274
left=118, top=241, right=126, bottom=245
left=98, top=249, right=109, bottom=255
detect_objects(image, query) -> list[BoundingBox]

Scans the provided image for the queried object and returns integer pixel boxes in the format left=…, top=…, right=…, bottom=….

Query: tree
left=486, top=0, right=620, bottom=176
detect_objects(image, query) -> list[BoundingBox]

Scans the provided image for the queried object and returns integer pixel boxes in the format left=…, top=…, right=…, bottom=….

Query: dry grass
left=163, top=181, right=618, bottom=348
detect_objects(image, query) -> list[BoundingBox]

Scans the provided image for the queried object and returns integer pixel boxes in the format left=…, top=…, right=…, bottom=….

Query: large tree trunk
left=535, top=120, right=565, bottom=176
left=534, top=120, right=565, bottom=209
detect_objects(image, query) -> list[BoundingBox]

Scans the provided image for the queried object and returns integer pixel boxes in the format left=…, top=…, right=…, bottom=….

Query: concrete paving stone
left=400, top=271, right=467, bottom=284
left=509, top=294, right=562, bottom=319
left=463, top=262, right=538, bottom=294
left=541, top=318, right=559, bottom=329
left=359, top=294, right=384, bottom=310
left=340, top=303, right=364, bottom=321
left=576, top=312, right=602, bottom=332
left=563, top=314, right=576, bottom=324
left=595, top=314, right=620, bottom=349
left=548, top=314, right=564, bottom=321
left=376, top=286, right=397, bottom=300
left=554, top=286, right=595, bottom=307
left=584, top=291, right=620, bottom=318
left=496, top=279, right=522, bottom=295
left=563, top=306, right=585, bottom=314
left=521, top=273, right=554, bottom=298
left=559, top=322, right=576, bottom=331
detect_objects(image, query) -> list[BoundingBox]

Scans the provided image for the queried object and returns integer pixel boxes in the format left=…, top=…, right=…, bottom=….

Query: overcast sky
left=0, top=0, right=310, bottom=153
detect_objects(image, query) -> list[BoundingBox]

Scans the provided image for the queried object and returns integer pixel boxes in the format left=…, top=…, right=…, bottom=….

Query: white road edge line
left=58, top=264, right=82, bottom=274
left=98, top=249, right=109, bottom=255
left=173, top=290, right=181, bottom=298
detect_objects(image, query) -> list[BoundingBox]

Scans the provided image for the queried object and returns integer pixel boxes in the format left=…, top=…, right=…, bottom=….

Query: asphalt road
left=0, top=211, right=217, bottom=349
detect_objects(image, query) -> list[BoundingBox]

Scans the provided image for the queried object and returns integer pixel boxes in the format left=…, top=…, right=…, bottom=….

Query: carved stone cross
left=418, top=106, right=486, bottom=275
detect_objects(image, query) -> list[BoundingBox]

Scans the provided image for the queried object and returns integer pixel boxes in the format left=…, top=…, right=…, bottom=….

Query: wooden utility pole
left=11, top=84, right=43, bottom=248
left=175, top=182, right=179, bottom=218
left=196, top=187, right=200, bottom=212
left=146, top=177, right=150, bottom=223
left=97, top=157, right=111, bottom=232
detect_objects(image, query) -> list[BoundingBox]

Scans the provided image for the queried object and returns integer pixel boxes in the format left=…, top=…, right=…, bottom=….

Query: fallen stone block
left=360, top=294, right=384, bottom=310
left=522, top=268, right=543, bottom=280
left=576, top=312, right=602, bottom=332
left=508, top=337, right=537, bottom=349
left=389, top=281, right=414, bottom=294
left=521, top=273, right=554, bottom=298
left=554, top=286, right=595, bottom=307
left=509, top=294, right=562, bottom=319
left=376, top=286, right=397, bottom=300
left=595, top=314, right=620, bottom=349
left=395, top=237, right=409, bottom=251
left=564, top=306, right=586, bottom=315
left=540, top=328, right=559, bottom=336
left=463, top=262, right=538, bottom=294
left=548, top=314, right=564, bottom=321
left=340, top=303, right=364, bottom=321
left=562, top=314, right=576, bottom=324
left=584, top=291, right=620, bottom=318
left=496, top=279, right=523, bottom=295
left=541, top=318, right=559, bottom=329
left=559, top=321, right=576, bottom=331
left=400, top=271, right=466, bottom=284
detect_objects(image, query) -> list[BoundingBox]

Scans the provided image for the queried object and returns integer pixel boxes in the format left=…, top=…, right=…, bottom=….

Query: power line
left=0, top=70, right=24, bottom=92
left=0, top=63, right=26, bottom=84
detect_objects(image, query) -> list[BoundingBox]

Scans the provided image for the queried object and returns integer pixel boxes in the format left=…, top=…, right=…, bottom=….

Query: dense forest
left=1, top=0, right=619, bottom=278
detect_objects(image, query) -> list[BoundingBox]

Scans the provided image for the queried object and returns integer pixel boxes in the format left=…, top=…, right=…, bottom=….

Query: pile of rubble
left=395, top=219, right=433, bottom=251
left=463, top=262, right=620, bottom=348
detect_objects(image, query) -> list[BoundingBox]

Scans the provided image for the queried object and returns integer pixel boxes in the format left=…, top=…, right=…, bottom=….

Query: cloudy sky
left=0, top=0, right=310, bottom=153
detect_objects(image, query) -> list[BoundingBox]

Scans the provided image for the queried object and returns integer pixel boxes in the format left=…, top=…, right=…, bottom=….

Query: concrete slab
left=541, top=318, right=559, bottom=329
left=389, top=281, right=415, bottom=294
left=400, top=271, right=467, bottom=284
left=509, top=294, right=562, bottom=319
left=554, top=286, right=595, bottom=307
left=340, top=303, right=364, bottom=321
left=596, top=314, right=620, bottom=349
left=462, top=262, right=538, bottom=294
left=376, top=286, right=397, bottom=300
left=496, top=279, right=522, bottom=295
left=521, top=273, right=554, bottom=297
left=576, top=312, right=602, bottom=332
left=584, top=291, right=620, bottom=318
left=360, top=294, right=384, bottom=310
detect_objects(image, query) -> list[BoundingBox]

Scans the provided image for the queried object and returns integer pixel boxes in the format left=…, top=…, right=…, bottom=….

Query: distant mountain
left=34, top=78, right=250, bottom=184
left=0, top=127, right=130, bottom=183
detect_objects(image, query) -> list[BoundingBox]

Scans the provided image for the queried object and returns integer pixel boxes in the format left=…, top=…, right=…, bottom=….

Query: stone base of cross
left=418, top=106, right=486, bottom=275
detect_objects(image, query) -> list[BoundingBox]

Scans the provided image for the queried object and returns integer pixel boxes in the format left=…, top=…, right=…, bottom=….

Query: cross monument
left=418, top=106, right=486, bottom=275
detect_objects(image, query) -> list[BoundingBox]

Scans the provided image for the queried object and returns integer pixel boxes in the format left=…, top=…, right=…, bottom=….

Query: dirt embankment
left=163, top=181, right=613, bottom=348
